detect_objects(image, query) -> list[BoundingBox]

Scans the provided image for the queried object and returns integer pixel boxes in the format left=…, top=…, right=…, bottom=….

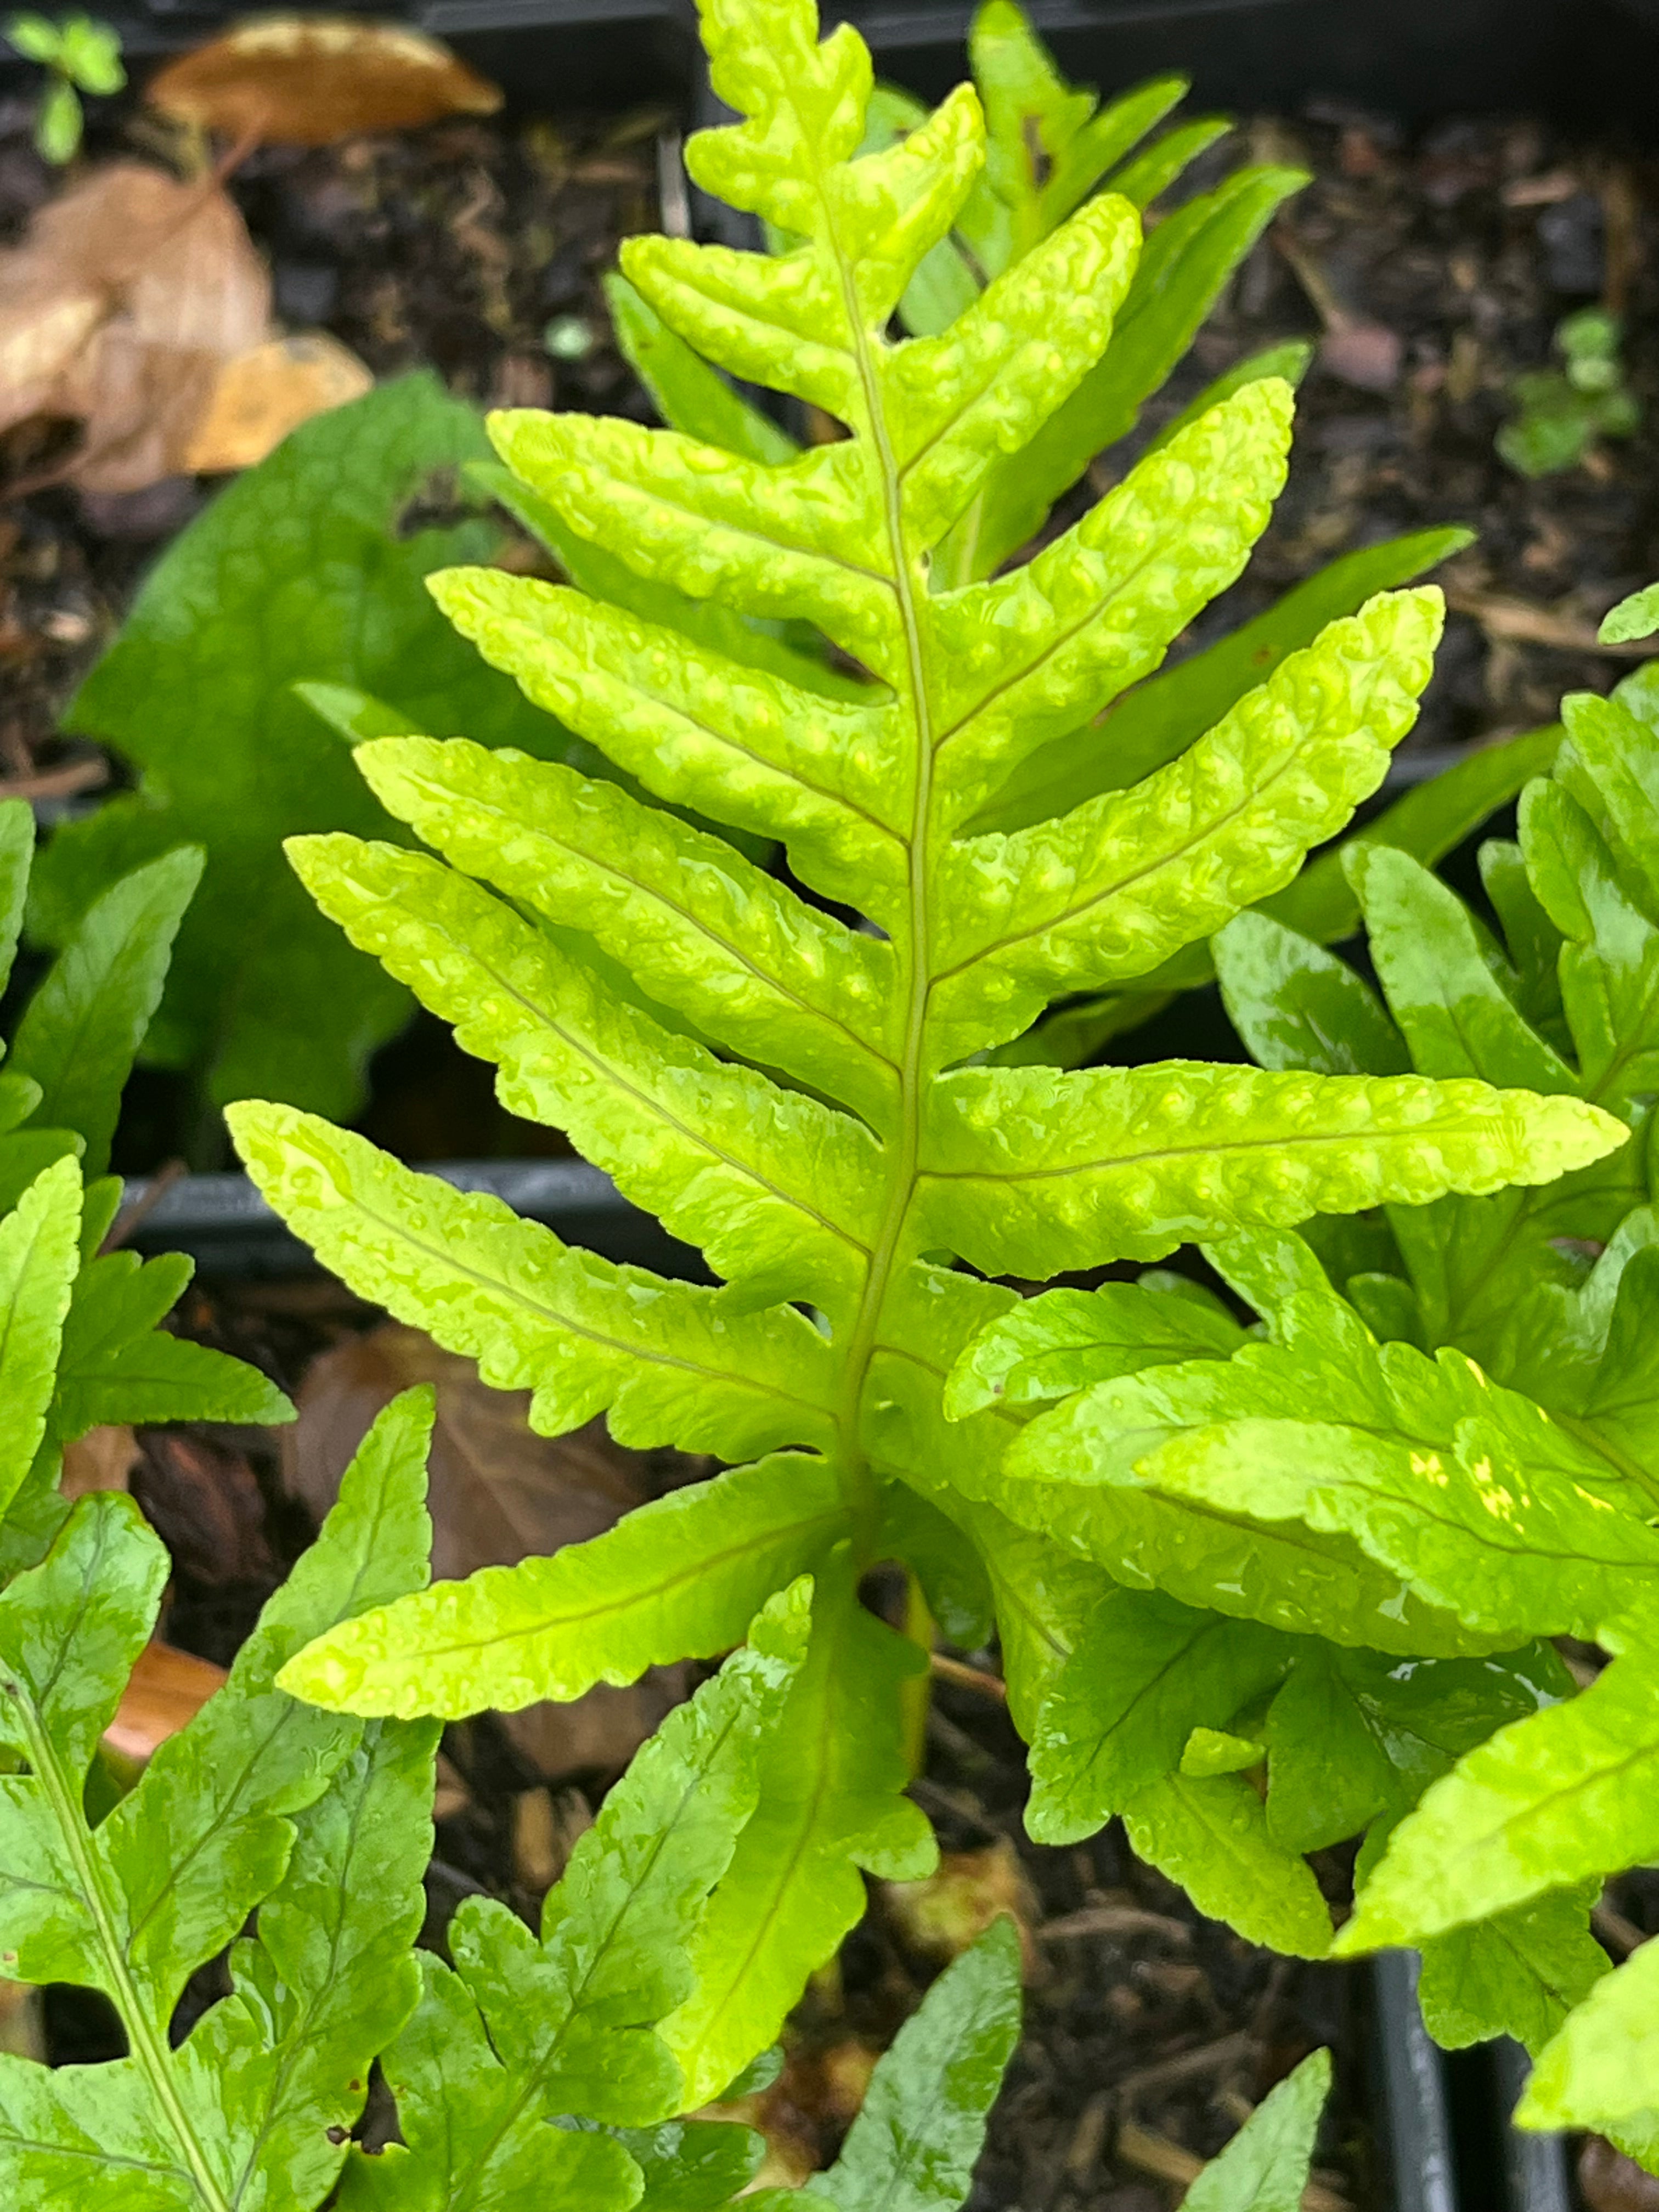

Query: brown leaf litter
left=0, top=159, right=370, bottom=494
left=283, top=1323, right=695, bottom=1781
left=146, top=19, right=502, bottom=150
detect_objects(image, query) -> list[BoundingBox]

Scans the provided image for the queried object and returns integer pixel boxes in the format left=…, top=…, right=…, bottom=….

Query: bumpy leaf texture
left=32, top=374, right=588, bottom=1121
left=1015, top=650, right=1659, bottom=2146
left=242, top=0, right=1619, bottom=2050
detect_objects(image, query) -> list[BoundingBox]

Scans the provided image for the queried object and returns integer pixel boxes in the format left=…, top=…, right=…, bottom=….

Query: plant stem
left=820, top=198, right=941, bottom=1570
left=18, top=1701, right=234, bottom=2212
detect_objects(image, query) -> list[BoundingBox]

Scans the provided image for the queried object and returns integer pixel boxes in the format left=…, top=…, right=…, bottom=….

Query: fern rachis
left=233, top=0, right=1624, bottom=2086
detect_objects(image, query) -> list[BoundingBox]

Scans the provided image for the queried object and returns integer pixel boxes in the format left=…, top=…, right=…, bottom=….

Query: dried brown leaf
left=285, top=1324, right=694, bottom=1779
left=104, top=1638, right=228, bottom=1765
left=182, top=331, right=373, bottom=473
left=0, top=161, right=270, bottom=493
left=61, top=1423, right=140, bottom=1500
left=132, top=1427, right=277, bottom=1585
left=146, top=19, right=502, bottom=147
left=0, top=290, right=103, bottom=429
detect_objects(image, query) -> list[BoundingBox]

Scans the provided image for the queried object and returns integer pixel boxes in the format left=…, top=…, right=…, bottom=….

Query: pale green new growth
left=239, top=0, right=1618, bottom=2029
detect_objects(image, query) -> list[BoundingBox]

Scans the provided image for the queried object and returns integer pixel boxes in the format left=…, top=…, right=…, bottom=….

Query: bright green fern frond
left=353, top=735, right=901, bottom=1126
left=251, top=0, right=1629, bottom=2017
left=1217, top=672, right=1659, bottom=1377
left=226, top=1104, right=834, bottom=1463
left=986, top=1224, right=1659, bottom=1649
left=928, top=377, right=1294, bottom=826
left=432, top=567, right=907, bottom=919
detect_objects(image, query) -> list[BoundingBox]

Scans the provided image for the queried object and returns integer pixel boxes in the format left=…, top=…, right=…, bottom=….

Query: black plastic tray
left=8, top=0, right=1659, bottom=138
left=123, top=1155, right=702, bottom=1277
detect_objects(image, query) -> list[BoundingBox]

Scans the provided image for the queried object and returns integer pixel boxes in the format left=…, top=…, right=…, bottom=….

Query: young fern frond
left=235, top=0, right=1622, bottom=2052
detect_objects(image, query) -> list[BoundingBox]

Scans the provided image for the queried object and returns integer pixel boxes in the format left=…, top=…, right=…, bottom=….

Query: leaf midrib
left=406, top=772, right=902, bottom=1108
left=12, top=1611, right=234, bottom=2211
left=320, top=1186, right=834, bottom=1431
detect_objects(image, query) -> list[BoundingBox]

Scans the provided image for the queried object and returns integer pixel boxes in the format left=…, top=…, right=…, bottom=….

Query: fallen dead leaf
left=182, top=331, right=373, bottom=472
left=0, top=164, right=268, bottom=492
left=104, top=1638, right=228, bottom=1765
left=285, top=1325, right=695, bottom=1780
left=146, top=19, right=501, bottom=146
left=61, top=1423, right=140, bottom=1499
left=883, top=1838, right=1041, bottom=1977
left=132, top=1427, right=277, bottom=1585
left=0, top=289, right=103, bottom=426
left=0, top=160, right=371, bottom=493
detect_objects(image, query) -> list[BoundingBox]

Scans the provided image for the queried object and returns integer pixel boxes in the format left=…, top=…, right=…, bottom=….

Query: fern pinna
left=964, top=610, right=1659, bottom=2165
left=234, top=0, right=1620, bottom=2090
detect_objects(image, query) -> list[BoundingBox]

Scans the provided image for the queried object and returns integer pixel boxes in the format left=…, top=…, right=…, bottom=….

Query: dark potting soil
left=3, top=94, right=1659, bottom=789
left=1143, top=106, right=1659, bottom=759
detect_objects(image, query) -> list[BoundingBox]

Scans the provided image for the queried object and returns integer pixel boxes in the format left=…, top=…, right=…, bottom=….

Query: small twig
left=0, top=757, right=109, bottom=804
left=1117, top=2117, right=1352, bottom=2212
left=1448, top=588, right=1659, bottom=656
left=929, top=1652, right=1007, bottom=1702
left=1593, top=1901, right=1647, bottom=1958
left=1040, top=1904, right=1192, bottom=1945
left=907, top=1775, right=1013, bottom=1839
left=211, top=118, right=264, bottom=185
left=1118, top=2121, right=1205, bottom=2188
left=101, top=1160, right=187, bottom=1254
left=656, top=128, right=692, bottom=239
left=1063, top=2090, right=1111, bottom=2181
left=1502, top=168, right=1581, bottom=208
left=1248, top=1956, right=1294, bottom=2042
left=1116, top=2028, right=1255, bottom=2103
left=1599, top=162, right=1644, bottom=321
